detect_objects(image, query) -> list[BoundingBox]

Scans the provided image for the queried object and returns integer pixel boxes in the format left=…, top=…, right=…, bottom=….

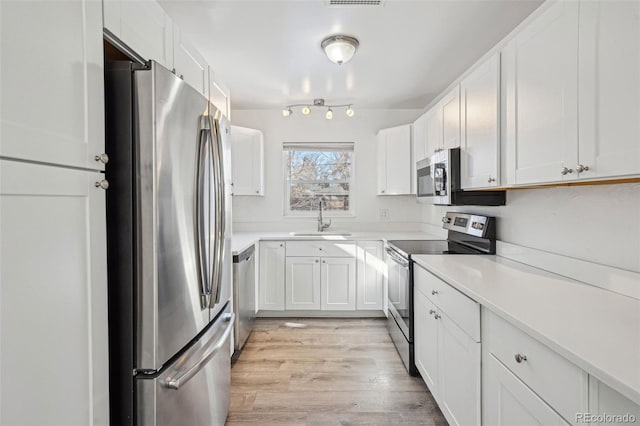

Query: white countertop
left=412, top=254, right=640, bottom=405
left=231, top=230, right=442, bottom=254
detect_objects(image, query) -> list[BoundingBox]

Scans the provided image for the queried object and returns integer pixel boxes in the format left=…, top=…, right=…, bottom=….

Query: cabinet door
left=173, top=25, right=208, bottom=97
left=230, top=126, right=264, bottom=196
left=483, top=352, right=570, bottom=426
left=588, top=377, right=640, bottom=426
left=426, top=107, right=443, bottom=156
left=259, top=241, right=285, bottom=311
left=578, top=1, right=640, bottom=180
left=414, top=290, right=439, bottom=397
left=461, top=53, right=500, bottom=189
left=441, top=86, right=461, bottom=150
left=503, top=1, right=579, bottom=185
left=356, top=242, right=384, bottom=310
left=285, top=257, right=321, bottom=310
left=377, top=129, right=388, bottom=194
left=438, top=311, right=481, bottom=426
left=321, top=257, right=356, bottom=311
left=0, top=0, right=105, bottom=170
left=0, top=160, right=109, bottom=425
left=121, top=1, right=173, bottom=68
left=209, top=67, right=231, bottom=120
left=381, top=124, right=412, bottom=195
left=412, top=113, right=428, bottom=192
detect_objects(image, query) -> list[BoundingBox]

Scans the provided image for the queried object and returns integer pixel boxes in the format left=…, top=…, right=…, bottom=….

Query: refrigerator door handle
left=208, top=115, right=225, bottom=307
left=161, top=313, right=235, bottom=390
left=196, top=116, right=211, bottom=309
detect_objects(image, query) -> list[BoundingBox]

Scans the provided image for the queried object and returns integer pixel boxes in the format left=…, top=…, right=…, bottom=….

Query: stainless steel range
left=386, top=212, right=496, bottom=375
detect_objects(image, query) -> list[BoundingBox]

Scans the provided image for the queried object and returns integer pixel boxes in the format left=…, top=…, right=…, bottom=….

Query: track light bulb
left=302, top=106, right=311, bottom=115
left=326, top=108, right=333, bottom=120
left=282, top=108, right=292, bottom=117
left=346, top=106, right=354, bottom=117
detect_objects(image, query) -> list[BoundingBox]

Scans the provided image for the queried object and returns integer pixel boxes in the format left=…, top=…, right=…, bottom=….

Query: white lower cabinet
left=356, top=241, right=384, bottom=310
left=285, top=257, right=321, bottom=310
left=320, top=257, right=356, bottom=311
left=0, top=160, right=109, bottom=426
left=483, top=352, right=571, bottom=426
left=588, top=377, right=640, bottom=426
left=258, top=241, right=285, bottom=311
left=413, top=265, right=481, bottom=426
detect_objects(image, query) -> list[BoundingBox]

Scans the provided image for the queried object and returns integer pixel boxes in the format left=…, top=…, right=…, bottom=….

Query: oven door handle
left=386, top=247, right=410, bottom=268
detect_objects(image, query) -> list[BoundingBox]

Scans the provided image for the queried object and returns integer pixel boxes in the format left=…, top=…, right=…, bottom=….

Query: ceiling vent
left=326, top=0, right=384, bottom=6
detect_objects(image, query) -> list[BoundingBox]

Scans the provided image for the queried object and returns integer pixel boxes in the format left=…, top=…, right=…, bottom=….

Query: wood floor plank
left=227, top=318, right=447, bottom=425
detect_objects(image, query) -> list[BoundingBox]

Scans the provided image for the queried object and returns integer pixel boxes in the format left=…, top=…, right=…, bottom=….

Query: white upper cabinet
left=377, top=124, right=413, bottom=195
left=0, top=160, right=109, bottom=426
left=103, top=0, right=174, bottom=69
left=173, top=25, right=208, bottom=98
left=577, top=0, right=640, bottom=180
left=412, top=112, right=428, bottom=192
left=209, top=68, right=231, bottom=119
left=0, top=0, right=105, bottom=170
left=461, top=52, right=501, bottom=189
left=425, top=106, right=443, bottom=156
left=230, top=126, right=264, bottom=196
left=503, top=1, right=580, bottom=185
left=441, top=86, right=461, bottom=151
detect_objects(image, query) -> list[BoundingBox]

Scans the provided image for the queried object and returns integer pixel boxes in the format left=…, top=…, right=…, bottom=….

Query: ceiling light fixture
left=321, top=35, right=359, bottom=65
left=282, top=99, right=355, bottom=120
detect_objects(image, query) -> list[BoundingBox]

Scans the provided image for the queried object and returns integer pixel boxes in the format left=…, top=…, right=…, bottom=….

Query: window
left=284, top=142, right=354, bottom=216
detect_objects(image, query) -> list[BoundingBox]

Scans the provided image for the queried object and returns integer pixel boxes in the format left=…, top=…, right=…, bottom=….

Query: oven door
left=416, top=158, right=434, bottom=203
left=385, top=247, right=411, bottom=341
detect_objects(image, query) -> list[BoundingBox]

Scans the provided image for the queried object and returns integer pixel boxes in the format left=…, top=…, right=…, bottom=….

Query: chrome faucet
left=317, top=198, right=331, bottom=232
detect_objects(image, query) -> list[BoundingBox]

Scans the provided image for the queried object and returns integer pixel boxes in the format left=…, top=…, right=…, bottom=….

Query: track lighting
left=282, top=99, right=354, bottom=120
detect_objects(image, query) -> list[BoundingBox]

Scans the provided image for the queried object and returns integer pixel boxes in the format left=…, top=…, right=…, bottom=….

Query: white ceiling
left=159, top=0, right=543, bottom=110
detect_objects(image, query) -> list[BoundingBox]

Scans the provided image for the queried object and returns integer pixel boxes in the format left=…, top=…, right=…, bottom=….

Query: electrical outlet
left=379, top=208, right=390, bottom=220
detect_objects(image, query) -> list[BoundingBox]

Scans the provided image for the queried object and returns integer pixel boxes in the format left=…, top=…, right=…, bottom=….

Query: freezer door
left=208, top=108, right=233, bottom=321
left=135, top=62, right=212, bottom=371
left=137, top=305, right=234, bottom=426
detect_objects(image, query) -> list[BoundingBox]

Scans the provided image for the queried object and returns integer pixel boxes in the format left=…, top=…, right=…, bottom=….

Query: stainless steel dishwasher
left=232, top=244, right=256, bottom=360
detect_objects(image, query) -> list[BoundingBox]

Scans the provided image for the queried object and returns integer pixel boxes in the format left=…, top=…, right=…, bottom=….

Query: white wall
left=231, top=109, right=423, bottom=232
left=421, top=182, right=640, bottom=272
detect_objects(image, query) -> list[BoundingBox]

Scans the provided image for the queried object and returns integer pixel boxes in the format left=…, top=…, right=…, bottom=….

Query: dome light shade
left=345, top=106, right=354, bottom=117
left=326, top=108, right=333, bottom=120
left=282, top=107, right=292, bottom=117
left=321, top=35, right=359, bottom=65
left=301, top=106, right=311, bottom=115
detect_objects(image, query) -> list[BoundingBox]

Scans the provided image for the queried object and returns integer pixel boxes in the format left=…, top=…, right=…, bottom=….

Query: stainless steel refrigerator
left=105, top=60, right=233, bottom=425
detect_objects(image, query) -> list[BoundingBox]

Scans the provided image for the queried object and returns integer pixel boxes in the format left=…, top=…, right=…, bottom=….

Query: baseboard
left=257, top=310, right=386, bottom=318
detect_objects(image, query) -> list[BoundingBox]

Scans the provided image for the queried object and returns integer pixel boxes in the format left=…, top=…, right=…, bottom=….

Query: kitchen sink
left=288, top=232, right=352, bottom=237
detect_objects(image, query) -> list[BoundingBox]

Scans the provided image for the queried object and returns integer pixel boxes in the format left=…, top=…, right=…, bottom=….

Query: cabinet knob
left=487, top=176, right=496, bottom=183
left=561, top=167, right=573, bottom=175
left=429, top=309, right=436, bottom=315
left=315, top=259, right=319, bottom=263
left=280, top=243, right=284, bottom=247
left=431, top=290, right=438, bottom=296
left=381, top=190, right=385, bottom=194
left=434, top=313, right=441, bottom=320
left=514, top=353, right=528, bottom=363
left=255, top=190, right=260, bottom=194
left=576, top=164, right=590, bottom=173
left=94, top=153, right=109, bottom=164
left=95, top=179, right=109, bottom=190
left=322, top=260, right=326, bottom=264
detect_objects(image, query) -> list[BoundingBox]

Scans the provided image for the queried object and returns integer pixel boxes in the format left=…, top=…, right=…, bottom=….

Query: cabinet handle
left=95, top=180, right=109, bottom=190
left=434, top=313, right=441, bottom=320
left=431, top=290, right=438, bottom=296
left=95, top=153, right=109, bottom=164
left=280, top=244, right=284, bottom=247
left=322, top=260, right=326, bottom=264
left=315, top=259, right=319, bottom=263
left=514, top=353, right=528, bottom=363
left=255, top=190, right=259, bottom=194
left=487, top=176, right=496, bottom=183
left=576, top=164, right=590, bottom=173
left=561, top=167, right=573, bottom=175
left=429, top=309, right=436, bottom=315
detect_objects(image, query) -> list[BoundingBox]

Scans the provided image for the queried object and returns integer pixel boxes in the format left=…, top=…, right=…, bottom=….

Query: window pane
left=288, top=151, right=352, bottom=181
left=289, top=183, right=350, bottom=212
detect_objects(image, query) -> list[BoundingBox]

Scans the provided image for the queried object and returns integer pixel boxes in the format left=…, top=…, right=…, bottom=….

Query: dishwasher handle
left=386, top=247, right=409, bottom=267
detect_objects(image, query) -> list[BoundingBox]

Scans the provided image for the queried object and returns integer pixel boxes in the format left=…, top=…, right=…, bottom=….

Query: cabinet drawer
left=286, top=241, right=356, bottom=258
left=414, top=265, right=480, bottom=342
left=484, top=310, right=587, bottom=424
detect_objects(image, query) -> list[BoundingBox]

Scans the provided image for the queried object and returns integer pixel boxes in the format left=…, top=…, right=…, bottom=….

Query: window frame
left=282, top=142, right=356, bottom=218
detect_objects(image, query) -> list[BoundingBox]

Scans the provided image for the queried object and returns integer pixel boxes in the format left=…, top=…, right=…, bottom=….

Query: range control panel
left=442, top=212, right=495, bottom=238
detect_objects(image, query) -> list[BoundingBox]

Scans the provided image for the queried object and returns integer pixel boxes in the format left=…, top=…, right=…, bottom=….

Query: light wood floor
left=226, top=318, right=447, bottom=426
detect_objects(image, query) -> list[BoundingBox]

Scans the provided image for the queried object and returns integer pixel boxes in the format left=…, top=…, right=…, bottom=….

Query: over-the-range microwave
left=416, top=147, right=506, bottom=206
